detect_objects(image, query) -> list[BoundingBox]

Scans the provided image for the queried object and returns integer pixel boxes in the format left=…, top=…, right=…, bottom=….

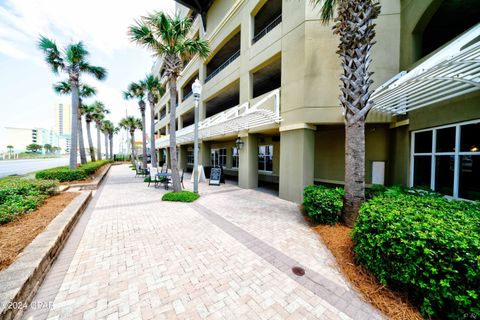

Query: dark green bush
left=35, top=160, right=112, bottom=182
left=353, top=194, right=480, bottom=318
left=162, top=191, right=199, bottom=202
left=303, top=185, right=344, bottom=225
left=0, top=177, right=58, bottom=224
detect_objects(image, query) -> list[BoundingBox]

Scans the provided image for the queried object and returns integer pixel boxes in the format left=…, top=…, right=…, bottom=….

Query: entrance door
left=211, top=148, right=226, bottom=167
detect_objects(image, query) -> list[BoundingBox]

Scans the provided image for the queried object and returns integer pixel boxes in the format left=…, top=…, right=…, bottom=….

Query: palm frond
left=65, top=41, right=88, bottom=64
left=79, top=63, right=108, bottom=80
left=179, top=38, right=210, bottom=59
left=38, top=35, right=65, bottom=73
left=79, top=84, right=97, bottom=98
left=52, top=81, right=71, bottom=95
left=129, top=19, right=158, bottom=51
left=312, top=0, right=337, bottom=23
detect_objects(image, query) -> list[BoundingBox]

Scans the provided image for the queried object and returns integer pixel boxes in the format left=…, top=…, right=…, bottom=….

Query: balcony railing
left=252, top=14, right=282, bottom=44
left=205, top=49, right=241, bottom=83
left=183, top=90, right=193, bottom=101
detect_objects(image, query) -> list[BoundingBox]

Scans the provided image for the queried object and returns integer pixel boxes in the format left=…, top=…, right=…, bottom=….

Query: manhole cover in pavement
left=292, top=266, right=305, bottom=276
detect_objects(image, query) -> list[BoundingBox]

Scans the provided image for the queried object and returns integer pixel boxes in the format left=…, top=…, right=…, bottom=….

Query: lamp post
left=192, top=79, right=202, bottom=194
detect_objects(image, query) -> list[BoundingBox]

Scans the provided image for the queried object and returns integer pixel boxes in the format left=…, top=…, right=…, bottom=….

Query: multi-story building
left=54, top=102, right=71, bottom=137
left=153, top=0, right=480, bottom=202
left=4, top=127, right=57, bottom=152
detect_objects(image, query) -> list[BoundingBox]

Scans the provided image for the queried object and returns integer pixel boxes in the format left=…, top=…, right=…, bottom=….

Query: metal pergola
left=156, top=89, right=281, bottom=148
left=371, top=24, right=480, bottom=115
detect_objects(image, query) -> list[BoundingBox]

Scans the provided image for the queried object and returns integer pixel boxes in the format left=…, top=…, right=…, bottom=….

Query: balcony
left=183, top=91, right=193, bottom=100
left=205, top=50, right=240, bottom=83
left=252, top=15, right=282, bottom=44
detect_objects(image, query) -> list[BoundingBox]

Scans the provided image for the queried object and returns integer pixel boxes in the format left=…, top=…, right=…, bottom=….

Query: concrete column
left=279, top=127, right=315, bottom=203
left=178, top=115, right=183, bottom=130
left=199, top=64, right=207, bottom=120
left=178, top=145, right=187, bottom=170
left=238, top=134, right=258, bottom=189
left=199, top=141, right=211, bottom=166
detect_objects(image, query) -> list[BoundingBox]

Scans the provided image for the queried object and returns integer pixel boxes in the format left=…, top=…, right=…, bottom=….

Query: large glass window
left=232, top=147, right=239, bottom=168
left=411, top=120, right=480, bottom=200
left=187, top=150, right=194, bottom=165
left=211, top=148, right=226, bottom=167
left=258, top=145, right=273, bottom=172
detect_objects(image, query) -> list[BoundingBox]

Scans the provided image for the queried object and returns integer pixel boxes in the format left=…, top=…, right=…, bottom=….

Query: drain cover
left=292, top=266, right=305, bottom=276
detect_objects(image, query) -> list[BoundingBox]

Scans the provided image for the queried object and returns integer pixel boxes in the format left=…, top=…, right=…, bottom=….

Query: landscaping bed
left=0, top=192, right=79, bottom=271
left=35, top=160, right=112, bottom=183
left=304, top=184, right=480, bottom=319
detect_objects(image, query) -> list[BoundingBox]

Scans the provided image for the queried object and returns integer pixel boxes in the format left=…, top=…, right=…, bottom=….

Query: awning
left=156, top=89, right=281, bottom=148
left=371, top=24, right=480, bottom=115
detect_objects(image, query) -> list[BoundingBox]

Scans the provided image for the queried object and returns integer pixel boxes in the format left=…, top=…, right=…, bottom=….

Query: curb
left=67, top=163, right=112, bottom=190
left=0, top=191, right=93, bottom=320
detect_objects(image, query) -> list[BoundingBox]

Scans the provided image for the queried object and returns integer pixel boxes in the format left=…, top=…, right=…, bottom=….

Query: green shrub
left=162, top=191, right=199, bottom=202
left=35, top=160, right=112, bottom=182
left=0, top=177, right=58, bottom=224
left=353, top=194, right=480, bottom=318
left=303, top=185, right=344, bottom=225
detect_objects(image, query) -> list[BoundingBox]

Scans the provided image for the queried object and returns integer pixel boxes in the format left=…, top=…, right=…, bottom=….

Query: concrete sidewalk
left=24, top=164, right=383, bottom=320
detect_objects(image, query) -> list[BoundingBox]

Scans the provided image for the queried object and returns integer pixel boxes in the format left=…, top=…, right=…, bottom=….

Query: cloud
left=0, top=0, right=175, bottom=60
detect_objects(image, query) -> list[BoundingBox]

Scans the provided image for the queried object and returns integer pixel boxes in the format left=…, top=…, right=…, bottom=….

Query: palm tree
left=123, top=81, right=148, bottom=169
left=6, top=145, right=13, bottom=154
left=101, top=120, right=114, bottom=159
left=53, top=81, right=97, bottom=164
left=80, top=104, right=98, bottom=161
left=129, top=12, right=210, bottom=192
left=144, top=74, right=165, bottom=168
left=110, top=127, right=120, bottom=160
left=119, top=116, right=142, bottom=162
left=91, top=101, right=110, bottom=161
left=38, top=36, right=107, bottom=169
left=313, top=0, right=381, bottom=226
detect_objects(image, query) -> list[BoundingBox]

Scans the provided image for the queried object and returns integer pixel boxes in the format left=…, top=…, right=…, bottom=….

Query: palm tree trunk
left=69, top=81, right=79, bottom=170
left=96, top=122, right=102, bottom=161
left=168, top=77, right=181, bottom=192
left=139, top=102, right=147, bottom=169
left=104, top=133, right=109, bottom=159
left=78, top=111, right=87, bottom=164
left=130, top=132, right=136, bottom=161
left=86, top=121, right=96, bottom=161
left=343, top=121, right=365, bottom=226
left=109, top=134, right=113, bottom=160
left=149, top=102, right=157, bottom=167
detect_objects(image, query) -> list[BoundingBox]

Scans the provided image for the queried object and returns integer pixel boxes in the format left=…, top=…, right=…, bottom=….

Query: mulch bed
left=313, top=224, right=424, bottom=320
left=0, top=192, right=79, bottom=272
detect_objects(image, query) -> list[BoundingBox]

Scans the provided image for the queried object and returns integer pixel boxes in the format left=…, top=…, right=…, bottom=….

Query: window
left=258, top=145, right=273, bottom=172
left=411, top=120, right=480, bottom=200
left=232, top=147, right=239, bottom=168
left=187, top=150, right=194, bottom=165
left=211, top=148, right=226, bottom=167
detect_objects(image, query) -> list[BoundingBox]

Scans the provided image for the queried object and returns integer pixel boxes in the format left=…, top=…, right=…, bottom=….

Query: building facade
left=153, top=0, right=480, bottom=202
left=4, top=127, right=60, bottom=153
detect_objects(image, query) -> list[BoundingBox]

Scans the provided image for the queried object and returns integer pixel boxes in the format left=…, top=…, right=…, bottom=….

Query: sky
left=0, top=0, right=175, bottom=152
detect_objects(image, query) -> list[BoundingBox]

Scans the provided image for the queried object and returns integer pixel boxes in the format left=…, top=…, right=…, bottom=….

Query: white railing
left=156, top=88, right=281, bottom=148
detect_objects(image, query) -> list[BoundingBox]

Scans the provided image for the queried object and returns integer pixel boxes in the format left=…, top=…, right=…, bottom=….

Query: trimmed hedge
left=353, top=194, right=480, bottom=318
left=162, top=191, right=199, bottom=202
left=303, top=185, right=344, bottom=225
left=35, top=160, right=112, bottom=182
left=0, top=177, right=58, bottom=224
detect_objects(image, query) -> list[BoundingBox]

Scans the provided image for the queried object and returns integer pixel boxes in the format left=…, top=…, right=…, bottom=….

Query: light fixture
left=192, top=79, right=202, bottom=99
left=235, top=137, right=244, bottom=150
left=471, top=146, right=478, bottom=152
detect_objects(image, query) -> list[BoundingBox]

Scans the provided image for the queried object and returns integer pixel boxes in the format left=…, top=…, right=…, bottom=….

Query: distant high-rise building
left=54, top=103, right=71, bottom=137
left=4, top=127, right=61, bottom=153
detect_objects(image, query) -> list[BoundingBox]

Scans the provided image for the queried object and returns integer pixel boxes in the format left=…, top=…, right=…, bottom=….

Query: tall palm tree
left=53, top=81, right=97, bottom=164
left=314, top=0, right=381, bottom=226
left=129, top=12, right=210, bottom=192
left=80, top=104, right=98, bottom=161
left=38, top=36, right=107, bottom=169
left=101, top=120, right=114, bottom=159
left=91, top=101, right=110, bottom=161
left=144, top=74, right=165, bottom=168
left=110, top=126, right=120, bottom=160
left=123, top=81, right=148, bottom=169
left=119, top=116, right=142, bottom=162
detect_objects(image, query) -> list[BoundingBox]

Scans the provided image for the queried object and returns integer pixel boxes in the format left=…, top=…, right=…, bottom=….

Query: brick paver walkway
left=24, top=164, right=383, bottom=320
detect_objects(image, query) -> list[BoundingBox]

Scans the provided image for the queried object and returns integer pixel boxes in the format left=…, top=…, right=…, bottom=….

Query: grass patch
left=162, top=191, right=199, bottom=202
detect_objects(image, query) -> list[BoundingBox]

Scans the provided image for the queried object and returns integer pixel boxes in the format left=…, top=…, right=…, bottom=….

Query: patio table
left=156, top=172, right=172, bottom=189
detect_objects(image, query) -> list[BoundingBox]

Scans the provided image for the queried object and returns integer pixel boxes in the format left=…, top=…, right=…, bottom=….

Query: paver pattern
left=24, top=164, right=383, bottom=319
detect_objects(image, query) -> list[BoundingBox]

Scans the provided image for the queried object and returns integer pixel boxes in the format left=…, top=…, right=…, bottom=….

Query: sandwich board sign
left=209, top=167, right=221, bottom=186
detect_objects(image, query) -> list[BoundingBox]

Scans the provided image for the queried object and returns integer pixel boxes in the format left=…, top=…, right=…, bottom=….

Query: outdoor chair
left=147, top=167, right=161, bottom=187
left=164, top=170, right=185, bottom=190
left=135, top=163, right=149, bottom=178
